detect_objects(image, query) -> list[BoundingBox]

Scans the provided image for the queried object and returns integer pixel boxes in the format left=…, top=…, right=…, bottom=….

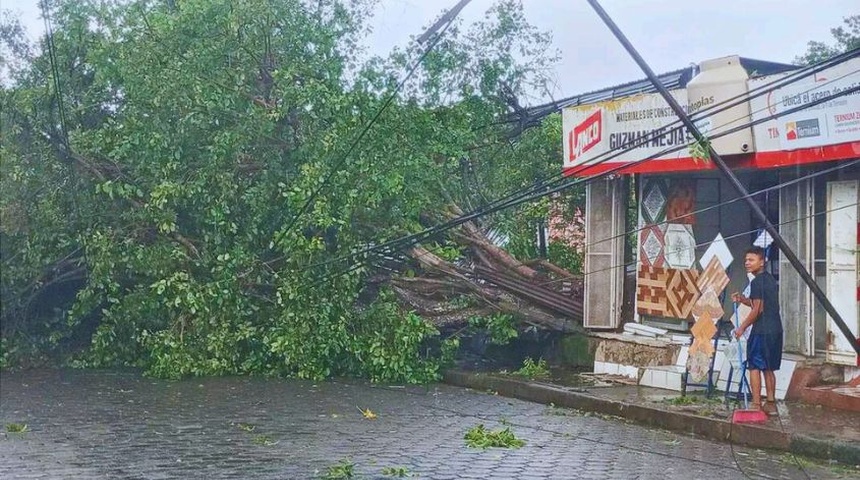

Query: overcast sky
left=6, top=0, right=857, bottom=103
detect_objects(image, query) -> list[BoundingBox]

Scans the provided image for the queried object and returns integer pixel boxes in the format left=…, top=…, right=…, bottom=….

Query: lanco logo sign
left=568, top=110, right=602, bottom=161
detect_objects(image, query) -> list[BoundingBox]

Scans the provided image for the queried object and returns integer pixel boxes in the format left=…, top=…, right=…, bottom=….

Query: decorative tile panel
left=687, top=310, right=717, bottom=383
left=686, top=349, right=712, bottom=383
left=665, top=268, right=701, bottom=319
left=664, top=224, right=696, bottom=269
left=697, top=256, right=730, bottom=297
left=699, top=233, right=733, bottom=270
left=639, top=225, right=665, bottom=267
left=692, top=287, right=726, bottom=322
left=690, top=312, right=717, bottom=343
left=636, top=264, right=670, bottom=317
left=641, top=180, right=668, bottom=224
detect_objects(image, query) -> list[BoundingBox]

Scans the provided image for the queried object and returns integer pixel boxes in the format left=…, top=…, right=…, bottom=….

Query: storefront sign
left=750, top=56, right=860, bottom=152
left=563, top=89, right=713, bottom=172
left=563, top=56, right=860, bottom=175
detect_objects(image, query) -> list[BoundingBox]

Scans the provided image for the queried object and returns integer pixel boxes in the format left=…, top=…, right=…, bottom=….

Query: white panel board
left=826, top=180, right=859, bottom=366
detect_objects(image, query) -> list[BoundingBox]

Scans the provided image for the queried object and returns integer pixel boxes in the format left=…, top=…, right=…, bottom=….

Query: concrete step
left=639, top=365, right=695, bottom=391
left=787, top=365, right=860, bottom=411
left=593, top=360, right=640, bottom=380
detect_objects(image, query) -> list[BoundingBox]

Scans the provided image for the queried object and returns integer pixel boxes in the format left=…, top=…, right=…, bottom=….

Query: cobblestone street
left=0, top=370, right=852, bottom=479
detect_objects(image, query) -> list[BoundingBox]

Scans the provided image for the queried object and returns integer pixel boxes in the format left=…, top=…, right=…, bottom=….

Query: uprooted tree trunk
left=388, top=212, right=584, bottom=334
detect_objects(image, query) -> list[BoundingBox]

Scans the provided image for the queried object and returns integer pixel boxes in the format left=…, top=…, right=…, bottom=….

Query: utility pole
left=416, top=0, right=473, bottom=45
left=586, top=0, right=860, bottom=355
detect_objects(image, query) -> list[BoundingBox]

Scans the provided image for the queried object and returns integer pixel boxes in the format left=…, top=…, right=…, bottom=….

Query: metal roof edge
left=518, top=56, right=801, bottom=123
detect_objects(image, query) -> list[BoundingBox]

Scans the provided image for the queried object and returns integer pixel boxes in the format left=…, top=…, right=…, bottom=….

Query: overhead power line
left=268, top=24, right=857, bottom=278
left=277, top=0, right=474, bottom=251
left=308, top=163, right=859, bottom=290
left=300, top=74, right=860, bottom=286
left=425, top=51, right=860, bottom=250
left=39, top=0, right=70, bottom=147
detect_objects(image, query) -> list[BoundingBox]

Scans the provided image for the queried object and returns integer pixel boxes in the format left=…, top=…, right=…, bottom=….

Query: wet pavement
left=600, top=383, right=860, bottom=444
left=1, top=369, right=856, bottom=479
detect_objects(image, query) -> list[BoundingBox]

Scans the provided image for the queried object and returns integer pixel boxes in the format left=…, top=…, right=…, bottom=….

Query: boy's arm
left=731, top=292, right=752, bottom=306
left=735, top=299, right=762, bottom=337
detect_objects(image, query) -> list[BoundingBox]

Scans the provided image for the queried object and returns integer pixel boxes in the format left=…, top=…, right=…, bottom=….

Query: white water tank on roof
left=686, top=55, right=754, bottom=156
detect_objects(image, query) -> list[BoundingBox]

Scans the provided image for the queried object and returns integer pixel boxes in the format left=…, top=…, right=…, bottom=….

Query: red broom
left=731, top=302, right=768, bottom=424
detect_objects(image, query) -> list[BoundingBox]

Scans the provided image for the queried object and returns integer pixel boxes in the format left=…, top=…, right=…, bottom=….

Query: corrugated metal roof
left=507, top=57, right=798, bottom=132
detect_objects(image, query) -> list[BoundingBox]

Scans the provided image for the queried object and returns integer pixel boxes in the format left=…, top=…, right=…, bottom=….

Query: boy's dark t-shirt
left=748, top=271, right=783, bottom=335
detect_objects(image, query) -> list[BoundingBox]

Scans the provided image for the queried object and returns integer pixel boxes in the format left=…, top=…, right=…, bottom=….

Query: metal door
left=778, top=174, right=814, bottom=356
left=825, top=180, right=859, bottom=365
left=583, top=178, right=625, bottom=329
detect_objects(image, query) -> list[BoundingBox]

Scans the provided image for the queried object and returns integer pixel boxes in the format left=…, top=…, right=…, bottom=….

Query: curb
left=790, top=435, right=860, bottom=466
left=443, top=370, right=859, bottom=465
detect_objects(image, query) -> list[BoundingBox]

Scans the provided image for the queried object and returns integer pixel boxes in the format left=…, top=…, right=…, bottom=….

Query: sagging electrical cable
left=271, top=55, right=860, bottom=289
left=462, top=50, right=860, bottom=216
left=306, top=151, right=856, bottom=292
left=340, top=160, right=860, bottom=286
left=301, top=80, right=860, bottom=286
left=381, top=200, right=860, bottom=285
left=306, top=179, right=859, bottom=292
left=276, top=1, right=473, bottom=250
left=369, top=162, right=860, bottom=292
left=276, top=35, right=858, bottom=272
left=39, top=0, right=70, bottom=147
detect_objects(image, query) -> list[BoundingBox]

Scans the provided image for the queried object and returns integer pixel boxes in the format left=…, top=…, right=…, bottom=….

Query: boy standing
left=731, top=246, right=783, bottom=415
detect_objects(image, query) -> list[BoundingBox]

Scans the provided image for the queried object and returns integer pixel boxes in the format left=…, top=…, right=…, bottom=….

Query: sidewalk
left=444, top=369, right=860, bottom=466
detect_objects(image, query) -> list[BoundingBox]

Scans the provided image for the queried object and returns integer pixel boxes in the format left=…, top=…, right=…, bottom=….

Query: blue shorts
left=746, top=332, right=783, bottom=371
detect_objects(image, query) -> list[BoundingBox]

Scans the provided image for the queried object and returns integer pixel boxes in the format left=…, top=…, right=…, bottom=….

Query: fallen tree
left=1, top=0, right=583, bottom=380
left=385, top=213, right=583, bottom=334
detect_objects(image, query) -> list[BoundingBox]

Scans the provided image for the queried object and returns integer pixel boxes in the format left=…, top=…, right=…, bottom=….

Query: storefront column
left=583, top=177, right=626, bottom=329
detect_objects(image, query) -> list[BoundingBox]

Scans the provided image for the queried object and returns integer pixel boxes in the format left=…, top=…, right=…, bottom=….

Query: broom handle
left=734, top=302, right=749, bottom=409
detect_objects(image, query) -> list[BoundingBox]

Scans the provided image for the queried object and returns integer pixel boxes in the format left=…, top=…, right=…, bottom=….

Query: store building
left=561, top=54, right=859, bottom=372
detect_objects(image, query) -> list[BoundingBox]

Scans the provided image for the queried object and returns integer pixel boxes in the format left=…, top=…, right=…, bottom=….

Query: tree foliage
left=0, top=0, right=573, bottom=379
left=795, top=15, right=860, bottom=65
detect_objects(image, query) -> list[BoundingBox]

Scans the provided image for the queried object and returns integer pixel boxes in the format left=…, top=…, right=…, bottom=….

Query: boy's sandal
left=763, top=400, right=778, bottom=416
